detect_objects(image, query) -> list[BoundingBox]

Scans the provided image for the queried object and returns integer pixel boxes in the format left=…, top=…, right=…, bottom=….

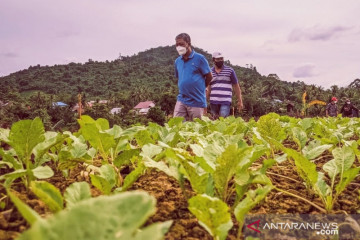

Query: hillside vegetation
left=0, top=46, right=359, bottom=128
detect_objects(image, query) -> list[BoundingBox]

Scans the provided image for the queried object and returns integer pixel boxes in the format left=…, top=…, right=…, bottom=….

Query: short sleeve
left=230, top=69, right=239, bottom=84
left=199, top=56, right=211, bottom=76
left=174, top=62, right=178, bottom=78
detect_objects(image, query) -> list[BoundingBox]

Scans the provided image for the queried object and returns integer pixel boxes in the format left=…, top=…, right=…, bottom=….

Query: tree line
left=1, top=46, right=359, bottom=129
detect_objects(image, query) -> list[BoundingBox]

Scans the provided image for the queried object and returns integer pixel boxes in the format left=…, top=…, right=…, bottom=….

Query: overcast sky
left=1, top=0, right=359, bottom=88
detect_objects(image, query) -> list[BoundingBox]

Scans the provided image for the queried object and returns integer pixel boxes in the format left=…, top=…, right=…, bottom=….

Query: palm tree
left=349, top=78, right=360, bottom=88
left=330, top=85, right=339, bottom=97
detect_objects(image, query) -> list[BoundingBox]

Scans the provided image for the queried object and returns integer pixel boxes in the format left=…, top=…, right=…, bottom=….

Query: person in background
left=353, top=108, right=359, bottom=117
left=173, top=33, right=212, bottom=121
left=340, top=98, right=358, bottom=117
left=326, top=97, right=338, bottom=117
left=206, top=52, right=243, bottom=119
left=286, top=101, right=295, bottom=116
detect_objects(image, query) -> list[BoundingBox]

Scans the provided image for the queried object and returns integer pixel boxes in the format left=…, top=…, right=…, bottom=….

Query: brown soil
left=0, top=163, right=100, bottom=240
left=130, top=169, right=214, bottom=240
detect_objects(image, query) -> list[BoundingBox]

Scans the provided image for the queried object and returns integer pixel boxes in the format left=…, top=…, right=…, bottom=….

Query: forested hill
left=1, top=45, right=360, bottom=116
left=0, top=46, right=183, bottom=97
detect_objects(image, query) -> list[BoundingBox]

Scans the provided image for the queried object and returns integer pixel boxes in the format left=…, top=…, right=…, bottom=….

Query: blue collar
left=182, top=49, right=195, bottom=60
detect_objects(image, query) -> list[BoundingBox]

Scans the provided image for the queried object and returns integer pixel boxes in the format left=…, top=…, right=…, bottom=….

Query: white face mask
left=176, top=46, right=187, bottom=56
left=347, top=101, right=350, bottom=104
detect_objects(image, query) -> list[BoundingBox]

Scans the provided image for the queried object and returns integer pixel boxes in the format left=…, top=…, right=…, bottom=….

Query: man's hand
left=237, top=101, right=243, bottom=111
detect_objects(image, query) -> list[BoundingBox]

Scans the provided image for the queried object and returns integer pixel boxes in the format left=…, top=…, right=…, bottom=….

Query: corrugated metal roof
left=134, top=101, right=155, bottom=109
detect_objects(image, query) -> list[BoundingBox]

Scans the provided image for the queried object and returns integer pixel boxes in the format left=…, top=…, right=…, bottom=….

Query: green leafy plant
left=18, top=181, right=92, bottom=215
left=213, top=144, right=251, bottom=202
left=284, top=145, right=359, bottom=212
left=11, top=191, right=172, bottom=240
left=320, top=146, right=360, bottom=212
left=64, top=182, right=92, bottom=208
left=30, top=181, right=63, bottom=213
left=188, top=194, right=233, bottom=240
left=254, top=113, right=287, bottom=158
left=90, top=164, right=117, bottom=195
left=77, top=116, right=148, bottom=193
left=0, top=118, right=68, bottom=190
left=234, top=185, right=273, bottom=239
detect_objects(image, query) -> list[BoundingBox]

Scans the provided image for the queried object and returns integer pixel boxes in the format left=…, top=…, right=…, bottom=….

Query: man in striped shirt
left=206, top=52, right=243, bottom=118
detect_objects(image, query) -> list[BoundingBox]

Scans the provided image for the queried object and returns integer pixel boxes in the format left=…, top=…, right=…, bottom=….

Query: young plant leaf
left=7, top=190, right=42, bottom=226
left=323, top=146, right=355, bottom=190
left=335, top=167, right=360, bottom=195
left=177, top=156, right=214, bottom=196
left=214, top=144, right=249, bottom=201
left=18, top=191, right=172, bottom=240
left=143, top=156, right=179, bottom=181
left=90, top=164, right=116, bottom=195
left=134, top=130, right=155, bottom=147
left=8, top=117, right=45, bottom=164
left=132, top=221, right=173, bottom=240
left=0, top=148, right=22, bottom=169
left=283, top=147, right=318, bottom=187
left=78, top=116, right=115, bottom=158
left=117, top=163, right=146, bottom=192
left=303, top=144, right=332, bottom=160
left=0, top=128, right=10, bottom=143
left=30, top=181, right=64, bottom=213
left=64, top=182, right=91, bottom=208
left=33, top=132, right=69, bottom=166
left=32, top=166, right=54, bottom=179
left=140, top=144, right=162, bottom=159
left=114, top=149, right=140, bottom=167
left=291, top=127, right=308, bottom=150
left=234, top=185, right=273, bottom=229
left=188, top=194, right=233, bottom=240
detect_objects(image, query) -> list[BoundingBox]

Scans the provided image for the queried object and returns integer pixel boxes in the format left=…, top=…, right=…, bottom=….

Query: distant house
left=52, top=102, right=68, bottom=107
left=86, top=101, right=96, bottom=108
left=110, top=107, right=122, bottom=114
left=134, top=101, right=155, bottom=115
left=98, top=100, right=108, bottom=104
left=72, top=103, right=85, bottom=113
left=86, top=100, right=108, bottom=108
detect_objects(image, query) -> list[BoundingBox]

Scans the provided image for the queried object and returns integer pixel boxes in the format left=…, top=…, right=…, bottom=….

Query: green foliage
left=213, top=144, right=250, bottom=201
left=320, top=146, right=360, bottom=211
left=147, top=107, right=166, bottom=126
left=78, top=116, right=116, bottom=160
left=283, top=147, right=318, bottom=187
left=30, top=181, right=64, bottom=213
left=302, top=141, right=332, bottom=160
left=64, top=182, right=92, bottom=208
left=117, top=163, right=146, bottom=192
left=234, top=185, right=273, bottom=237
left=2, top=113, right=360, bottom=240
left=90, top=164, right=117, bottom=195
left=257, top=113, right=286, bottom=143
left=17, top=191, right=172, bottom=240
left=0, top=118, right=58, bottom=189
left=7, top=190, right=42, bottom=226
left=188, top=194, right=233, bottom=240
left=291, top=127, right=308, bottom=150
left=2, top=45, right=360, bottom=130
left=9, top=117, right=45, bottom=162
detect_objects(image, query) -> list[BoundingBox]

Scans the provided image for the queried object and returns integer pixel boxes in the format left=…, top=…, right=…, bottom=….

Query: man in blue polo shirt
left=207, top=52, right=243, bottom=118
left=174, top=33, right=212, bottom=121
